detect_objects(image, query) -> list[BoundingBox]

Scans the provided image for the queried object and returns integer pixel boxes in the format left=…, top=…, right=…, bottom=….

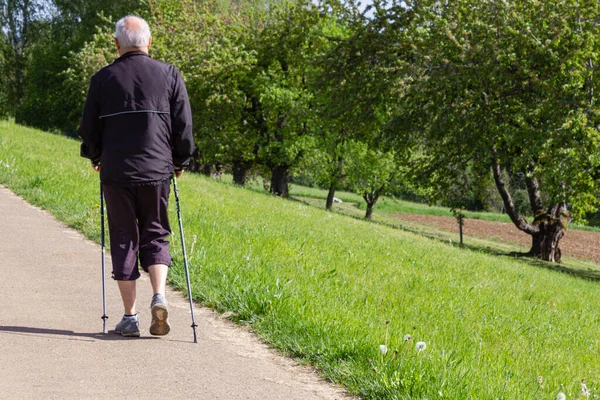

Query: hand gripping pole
left=173, top=177, right=198, bottom=343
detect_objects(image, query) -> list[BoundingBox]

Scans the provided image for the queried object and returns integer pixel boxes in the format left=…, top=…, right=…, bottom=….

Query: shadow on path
left=0, top=325, right=159, bottom=342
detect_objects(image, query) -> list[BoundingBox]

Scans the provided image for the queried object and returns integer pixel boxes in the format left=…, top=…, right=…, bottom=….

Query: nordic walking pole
left=172, top=176, right=198, bottom=343
left=100, top=182, right=108, bottom=334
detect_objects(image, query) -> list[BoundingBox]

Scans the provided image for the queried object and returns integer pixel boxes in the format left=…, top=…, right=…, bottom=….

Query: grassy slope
left=278, top=179, right=600, bottom=233
left=2, top=121, right=600, bottom=399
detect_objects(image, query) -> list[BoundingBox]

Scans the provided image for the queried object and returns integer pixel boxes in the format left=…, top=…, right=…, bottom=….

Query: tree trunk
left=326, top=183, right=336, bottom=210
left=528, top=204, right=571, bottom=262
left=365, top=201, right=375, bottom=220
left=491, top=149, right=570, bottom=262
left=232, top=160, right=250, bottom=186
left=363, top=186, right=385, bottom=220
left=211, top=162, right=223, bottom=179
left=200, top=164, right=212, bottom=176
left=326, top=155, right=344, bottom=210
left=525, top=175, right=544, bottom=215
left=270, top=165, right=289, bottom=197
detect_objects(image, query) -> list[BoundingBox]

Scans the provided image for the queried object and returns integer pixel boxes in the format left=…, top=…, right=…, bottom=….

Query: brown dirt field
left=394, top=213, right=600, bottom=264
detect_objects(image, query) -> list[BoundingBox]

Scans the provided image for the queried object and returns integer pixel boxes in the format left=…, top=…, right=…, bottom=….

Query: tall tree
left=231, top=1, right=335, bottom=196
left=187, top=3, right=264, bottom=182
left=344, top=140, right=397, bottom=219
left=393, top=0, right=600, bottom=261
left=305, top=0, right=408, bottom=212
left=301, top=3, right=359, bottom=210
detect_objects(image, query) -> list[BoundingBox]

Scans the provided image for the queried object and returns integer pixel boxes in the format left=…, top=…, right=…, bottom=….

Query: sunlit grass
left=2, top=121, right=600, bottom=399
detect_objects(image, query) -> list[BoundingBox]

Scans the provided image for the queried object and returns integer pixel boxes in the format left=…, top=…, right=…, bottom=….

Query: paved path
left=0, top=185, right=350, bottom=400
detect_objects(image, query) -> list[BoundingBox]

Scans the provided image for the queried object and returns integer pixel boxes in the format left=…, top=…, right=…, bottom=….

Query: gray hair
left=115, top=16, right=151, bottom=49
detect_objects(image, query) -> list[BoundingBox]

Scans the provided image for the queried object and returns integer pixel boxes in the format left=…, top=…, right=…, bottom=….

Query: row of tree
left=2, top=0, right=600, bottom=261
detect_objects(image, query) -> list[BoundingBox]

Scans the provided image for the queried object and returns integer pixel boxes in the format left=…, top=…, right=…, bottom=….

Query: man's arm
left=170, top=67, right=195, bottom=174
left=78, top=75, right=103, bottom=168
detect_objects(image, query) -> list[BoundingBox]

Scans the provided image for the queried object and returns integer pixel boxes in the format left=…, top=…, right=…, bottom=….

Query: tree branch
left=525, top=174, right=544, bottom=216
left=491, top=148, right=539, bottom=235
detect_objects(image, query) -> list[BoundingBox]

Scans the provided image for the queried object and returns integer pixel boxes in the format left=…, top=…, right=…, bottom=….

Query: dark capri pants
left=103, top=180, right=172, bottom=280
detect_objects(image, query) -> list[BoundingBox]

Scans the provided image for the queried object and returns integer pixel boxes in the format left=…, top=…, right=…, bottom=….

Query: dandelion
left=379, top=345, right=388, bottom=355
left=581, top=380, right=590, bottom=398
left=190, top=234, right=198, bottom=254
left=556, top=392, right=566, bottom=400
left=404, top=334, right=412, bottom=342
left=416, top=341, right=427, bottom=352
left=245, top=255, right=251, bottom=261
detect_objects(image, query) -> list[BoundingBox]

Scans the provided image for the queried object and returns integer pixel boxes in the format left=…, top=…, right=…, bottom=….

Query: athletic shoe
left=150, top=293, right=170, bottom=336
left=115, top=314, right=140, bottom=337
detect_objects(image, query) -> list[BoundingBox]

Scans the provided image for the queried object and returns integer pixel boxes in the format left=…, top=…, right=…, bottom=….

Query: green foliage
left=297, top=135, right=345, bottom=190
left=344, top=140, right=396, bottom=217
left=298, top=1, right=408, bottom=208
left=187, top=3, right=261, bottom=169
left=247, top=2, right=334, bottom=172
left=0, top=0, right=50, bottom=115
left=62, top=24, right=118, bottom=133
left=0, top=35, right=9, bottom=118
left=345, top=140, right=395, bottom=196
left=189, top=1, right=349, bottom=190
left=393, top=0, right=600, bottom=223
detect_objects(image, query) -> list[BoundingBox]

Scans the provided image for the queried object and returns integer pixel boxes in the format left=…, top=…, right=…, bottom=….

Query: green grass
left=3, top=121, right=600, bottom=399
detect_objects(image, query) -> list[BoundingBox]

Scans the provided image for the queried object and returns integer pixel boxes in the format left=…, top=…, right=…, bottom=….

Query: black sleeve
left=77, top=75, right=103, bottom=164
left=170, top=67, right=195, bottom=169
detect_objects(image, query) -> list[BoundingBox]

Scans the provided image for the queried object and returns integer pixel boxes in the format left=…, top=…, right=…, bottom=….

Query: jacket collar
left=118, top=51, right=150, bottom=60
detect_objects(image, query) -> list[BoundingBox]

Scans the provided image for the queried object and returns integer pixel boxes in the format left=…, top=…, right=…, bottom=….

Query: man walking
left=78, top=15, right=195, bottom=337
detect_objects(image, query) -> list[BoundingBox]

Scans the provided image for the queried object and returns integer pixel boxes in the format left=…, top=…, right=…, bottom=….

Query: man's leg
left=103, top=183, right=142, bottom=336
left=117, top=280, right=137, bottom=315
left=148, top=263, right=170, bottom=335
left=148, top=264, right=170, bottom=336
left=148, top=264, right=168, bottom=296
left=137, top=181, right=172, bottom=336
left=114, top=280, right=140, bottom=337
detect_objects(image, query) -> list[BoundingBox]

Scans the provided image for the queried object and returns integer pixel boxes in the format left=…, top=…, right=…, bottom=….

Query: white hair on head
left=115, top=16, right=151, bottom=49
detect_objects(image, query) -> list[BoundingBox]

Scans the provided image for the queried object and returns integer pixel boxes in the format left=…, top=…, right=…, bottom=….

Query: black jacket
left=78, top=51, right=195, bottom=186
